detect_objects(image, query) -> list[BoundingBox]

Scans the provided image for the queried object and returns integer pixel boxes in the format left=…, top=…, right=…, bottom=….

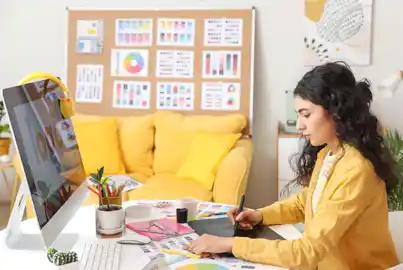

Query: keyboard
left=78, top=241, right=122, bottom=270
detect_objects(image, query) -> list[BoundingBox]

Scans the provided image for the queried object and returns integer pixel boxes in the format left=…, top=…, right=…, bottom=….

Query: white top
left=312, top=151, right=338, bottom=215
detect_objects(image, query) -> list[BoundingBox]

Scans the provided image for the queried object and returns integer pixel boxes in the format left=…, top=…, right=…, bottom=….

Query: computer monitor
left=1, top=79, right=89, bottom=251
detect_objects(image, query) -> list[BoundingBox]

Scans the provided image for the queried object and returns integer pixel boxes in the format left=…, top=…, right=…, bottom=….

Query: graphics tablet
left=188, top=217, right=285, bottom=256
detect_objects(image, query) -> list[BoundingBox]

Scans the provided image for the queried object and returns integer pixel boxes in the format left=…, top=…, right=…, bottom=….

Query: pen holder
left=99, top=195, right=122, bottom=206
left=96, top=194, right=125, bottom=237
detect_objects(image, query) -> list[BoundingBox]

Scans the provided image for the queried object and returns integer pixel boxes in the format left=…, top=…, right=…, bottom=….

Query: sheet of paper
left=75, top=64, right=104, bottom=103
left=204, top=18, right=243, bottom=46
left=76, top=20, right=103, bottom=54
left=156, top=50, right=194, bottom=78
left=111, top=49, right=149, bottom=77
left=115, top=18, right=153, bottom=46
left=202, top=51, right=241, bottom=78
left=112, top=80, right=150, bottom=109
left=157, top=82, right=194, bottom=110
left=157, top=18, right=195, bottom=46
left=201, top=82, right=241, bottom=111
left=135, top=233, right=199, bottom=259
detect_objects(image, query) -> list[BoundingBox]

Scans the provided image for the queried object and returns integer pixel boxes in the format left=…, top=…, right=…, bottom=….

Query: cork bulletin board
left=66, top=7, right=256, bottom=134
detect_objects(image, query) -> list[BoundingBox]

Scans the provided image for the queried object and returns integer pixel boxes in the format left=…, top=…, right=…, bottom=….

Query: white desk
left=0, top=201, right=302, bottom=270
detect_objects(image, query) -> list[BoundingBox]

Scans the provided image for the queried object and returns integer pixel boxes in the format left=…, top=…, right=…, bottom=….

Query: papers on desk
left=87, top=174, right=143, bottom=192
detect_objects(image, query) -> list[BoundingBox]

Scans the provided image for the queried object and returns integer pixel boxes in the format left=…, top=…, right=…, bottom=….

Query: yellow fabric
left=72, top=113, right=155, bottom=176
left=177, top=133, right=241, bottom=190
left=128, top=174, right=212, bottom=202
left=153, top=111, right=246, bottom=174
left=73, top=117, right=125, bottom=175
left=213, top=139, right=253, bottom=205
left=232, top=144, right=400, bottom=270
left=117, top=115, right=154, bottom=177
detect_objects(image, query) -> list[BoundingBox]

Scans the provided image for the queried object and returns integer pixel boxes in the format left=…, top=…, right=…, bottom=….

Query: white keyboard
left=79, top=241, right=122, bottom=270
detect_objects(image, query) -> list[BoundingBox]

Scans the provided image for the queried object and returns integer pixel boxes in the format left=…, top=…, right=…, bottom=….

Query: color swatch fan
left=173, top=262, right=228, bottom=270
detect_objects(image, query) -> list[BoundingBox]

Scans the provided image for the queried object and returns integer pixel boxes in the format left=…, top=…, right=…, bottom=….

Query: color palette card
left=113, top=81, right=150, bottom=109
left=157, top=82, right=194, bottom=110
left=115, top=18, right=153, bottom=46
left=202, top=51, right=241, bottom=79
left=157, top=18, right=195, bottom=46
left=201, top=82, right=241, bottom=111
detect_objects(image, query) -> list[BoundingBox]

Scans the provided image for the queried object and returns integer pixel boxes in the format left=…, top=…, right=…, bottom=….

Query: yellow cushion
left=73, top=117, right=125, bottom=175
left=177, top=133, right=241, bottom=190
left=118, top=115, right=154, bottom=177
left=127, top=174, right=213, bottom=202
left=153, top=111, right=246, bottom=174
left=72, top=113, right=155, bottom=177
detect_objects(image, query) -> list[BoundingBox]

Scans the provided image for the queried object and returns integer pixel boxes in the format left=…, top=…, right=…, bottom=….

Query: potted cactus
left=88, top=166, right=125, bottom=234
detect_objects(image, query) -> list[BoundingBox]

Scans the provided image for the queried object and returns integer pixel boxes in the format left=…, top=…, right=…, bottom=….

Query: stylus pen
left=234, top=195, right=245, bottom=231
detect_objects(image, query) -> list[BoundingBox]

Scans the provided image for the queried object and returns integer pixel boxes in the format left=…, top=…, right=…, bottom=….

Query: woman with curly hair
left=188, top=62, right=400, bottom=269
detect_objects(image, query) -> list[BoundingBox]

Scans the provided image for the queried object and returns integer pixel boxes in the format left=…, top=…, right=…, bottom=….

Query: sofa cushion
left=127, top=174, right=213, bottom=202
left=73, top=117, right=125, bottom=175
left=72, top=113, right=154, bottom=177
left=177, top=132, right=241, bottom=190
left=118, top=115, right=154, bottom=177
left=153, top=111, right=246, bottom=174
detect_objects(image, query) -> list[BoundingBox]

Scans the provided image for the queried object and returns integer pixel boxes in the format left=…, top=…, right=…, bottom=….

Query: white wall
left=1, top=0, right=402, bottom=208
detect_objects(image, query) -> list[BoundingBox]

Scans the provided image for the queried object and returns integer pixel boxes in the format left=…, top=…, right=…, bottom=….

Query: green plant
left=0, top=101, right=10, bottom=134
left=89, top=166, right=117, bottom=211
left=383, top=129, right=403, bottom=211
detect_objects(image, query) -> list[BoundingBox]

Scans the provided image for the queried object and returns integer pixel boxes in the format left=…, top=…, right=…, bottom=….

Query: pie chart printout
left=111, top=49, right=149, bottom=77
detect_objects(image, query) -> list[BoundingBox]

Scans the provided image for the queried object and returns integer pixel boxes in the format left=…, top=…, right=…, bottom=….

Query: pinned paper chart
left=76, top=20, right=103, bottom=54
left=157, top=82, right=194, bottom=110
left=202, top=51, right=241, bottom=78
left=113, top=81, right=150, bottom=109
left=156, top=50, right=194, bottom=78
left=204, top=18, right=243, bottom=46
left=111, top=49, right=149, bottom=77
left=75, top=64, right=104, bottom=103
left=115, top=18, right=153, bottom=46
left=201, top=82, right=240, bottom=111
left=157, top=18, right=195, bottom=46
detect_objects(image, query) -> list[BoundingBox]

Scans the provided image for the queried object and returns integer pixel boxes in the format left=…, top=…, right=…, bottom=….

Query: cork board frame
left=66, top=7, right=256, bottom=134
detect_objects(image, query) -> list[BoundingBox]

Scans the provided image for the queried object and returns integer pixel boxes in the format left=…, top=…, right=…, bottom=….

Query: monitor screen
left=4, top=80, right=86, bottom=229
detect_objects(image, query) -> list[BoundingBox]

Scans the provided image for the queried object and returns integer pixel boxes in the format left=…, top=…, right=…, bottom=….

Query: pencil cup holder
left=99, top=196, right=122, bottom=206
left=96, top=195, right=125, bottom=236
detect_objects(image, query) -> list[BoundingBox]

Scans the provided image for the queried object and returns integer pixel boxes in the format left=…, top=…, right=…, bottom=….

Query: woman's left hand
left=187, top=234, right=233, bottom=255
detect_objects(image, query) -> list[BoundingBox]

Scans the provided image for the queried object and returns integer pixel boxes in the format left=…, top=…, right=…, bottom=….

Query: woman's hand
left=227, top=208, right=263, bottom=230
left=187, top=234, right=233, bottom=255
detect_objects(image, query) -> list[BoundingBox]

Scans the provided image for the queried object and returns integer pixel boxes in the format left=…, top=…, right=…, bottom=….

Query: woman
left=188, top=62, right=400, bottom=270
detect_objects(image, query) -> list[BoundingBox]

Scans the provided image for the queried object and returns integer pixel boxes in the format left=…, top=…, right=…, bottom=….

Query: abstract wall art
left=303, top=0, right=373, bottom=66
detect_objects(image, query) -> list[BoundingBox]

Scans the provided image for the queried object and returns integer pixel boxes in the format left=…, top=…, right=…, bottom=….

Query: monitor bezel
left=2, top=80, right=89, bottom=248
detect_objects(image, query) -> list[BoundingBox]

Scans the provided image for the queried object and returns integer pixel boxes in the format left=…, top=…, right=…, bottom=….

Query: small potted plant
left=88, top=166, right=126, bottom=235
left=0, top=101, right=11, bottom=156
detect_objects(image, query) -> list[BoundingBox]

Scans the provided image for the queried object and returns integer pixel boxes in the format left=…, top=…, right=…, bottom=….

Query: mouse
left=117, top=234, right=152, bottom=245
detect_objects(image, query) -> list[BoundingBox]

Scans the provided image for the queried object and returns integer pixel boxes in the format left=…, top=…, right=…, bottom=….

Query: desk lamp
left=378, top=71, right=403, bottom=97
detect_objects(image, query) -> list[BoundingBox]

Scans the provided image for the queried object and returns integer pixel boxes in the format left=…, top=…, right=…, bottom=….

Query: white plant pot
left=389, top=211, right=403, bottom=262
left=96, top=205, right=125, bottom=232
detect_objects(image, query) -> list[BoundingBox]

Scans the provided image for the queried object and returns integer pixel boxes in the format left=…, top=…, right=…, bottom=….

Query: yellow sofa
left=16, top=111, right=253, bottom=219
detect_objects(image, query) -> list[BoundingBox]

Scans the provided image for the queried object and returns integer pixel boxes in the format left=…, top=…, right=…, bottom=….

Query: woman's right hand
left=227, top=208, right=263, bottom=230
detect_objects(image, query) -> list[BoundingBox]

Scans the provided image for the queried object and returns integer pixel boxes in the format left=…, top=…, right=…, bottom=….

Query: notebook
left=126, top=218, right=194, bottom=241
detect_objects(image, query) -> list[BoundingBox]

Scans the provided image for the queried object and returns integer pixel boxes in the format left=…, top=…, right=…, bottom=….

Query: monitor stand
left=3, top=179, right=79, bottom=251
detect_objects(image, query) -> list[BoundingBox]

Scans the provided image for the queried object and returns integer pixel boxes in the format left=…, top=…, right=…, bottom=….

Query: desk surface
left=0, top=200, right=302, bottom=270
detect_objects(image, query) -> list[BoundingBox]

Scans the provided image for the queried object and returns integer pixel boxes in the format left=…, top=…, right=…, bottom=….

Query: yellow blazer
left=232, top=144, right=400, bottom=270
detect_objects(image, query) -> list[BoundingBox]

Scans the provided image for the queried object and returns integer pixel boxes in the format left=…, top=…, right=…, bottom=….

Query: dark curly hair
left=289, top=61, right=398, bottom=192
